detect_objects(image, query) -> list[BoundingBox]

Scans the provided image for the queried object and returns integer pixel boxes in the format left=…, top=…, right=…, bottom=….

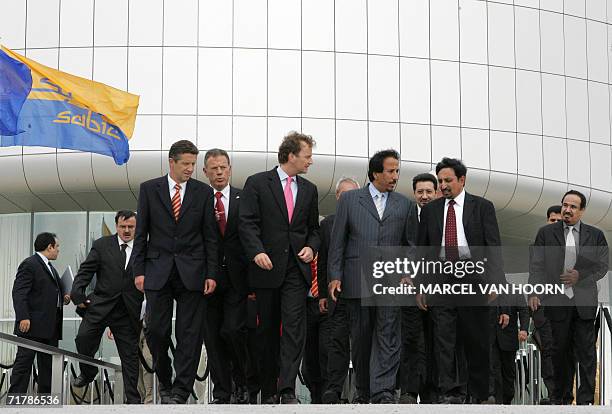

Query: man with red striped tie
left=240, top=132, right=320, bottom=404
left=132, top=140, right=218, bottom=404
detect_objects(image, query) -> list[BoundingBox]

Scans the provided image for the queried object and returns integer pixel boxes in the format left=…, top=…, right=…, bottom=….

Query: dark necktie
left=215, top=191, right=227, bottom=236
left=445, top=200, right=459, bottom=261
left=120, top=243, right=128, bottom=270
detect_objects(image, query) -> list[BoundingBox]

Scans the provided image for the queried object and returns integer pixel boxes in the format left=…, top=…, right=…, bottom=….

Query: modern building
left=0, top=0, right=610, bottom=403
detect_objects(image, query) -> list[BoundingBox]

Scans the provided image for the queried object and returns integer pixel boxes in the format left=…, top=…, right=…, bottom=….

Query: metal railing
left=0, top=332, right=123, bottom=404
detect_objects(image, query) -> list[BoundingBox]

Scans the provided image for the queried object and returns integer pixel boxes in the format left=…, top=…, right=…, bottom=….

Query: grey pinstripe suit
left=327, top=184, right=416, bottom=401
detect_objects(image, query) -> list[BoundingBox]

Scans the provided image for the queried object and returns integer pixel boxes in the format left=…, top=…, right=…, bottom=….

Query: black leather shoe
left=72, top=374, right=94, bottom=388
left=399, top=393, right=417, bottom=404
left=159, top=387, right=173, bottom=404
left=261, top=394, right=278, bottom=404
left=249, top=391, right=260, bottom=404
left=234, top=385, right=249, bottom=404
left=438, top=394, right=464, bottom=404
left=210, top=397, right=230, bottom=404
left=280, top=392, right=299, bottom=404
left=353, top=395, right=370, bottom=404
left=322, top=390, right=340, bottom=404
left=170, top=395, right=187, bottom=404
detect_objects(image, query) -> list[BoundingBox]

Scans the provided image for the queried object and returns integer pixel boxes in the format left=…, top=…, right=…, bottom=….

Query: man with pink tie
left=240, top=132, right=320, bottom=404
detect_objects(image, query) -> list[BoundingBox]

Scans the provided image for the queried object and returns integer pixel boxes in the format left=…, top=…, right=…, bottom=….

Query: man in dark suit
left=415, top=157, right=507, bottom=404
left=488, top=293, right=529, bottom=404
left=132, top=140, right=218, bottom=404
left=70, top=210, right=143, bottom=403
left=304, top=177, right=360, bottom=403
left=202, top=148, right=250, bottom=404
left=9, top=233, right=70, bottom=395
left=239, top=131, right=320, bottom=404
left=399, top=172, right=438, bottom=404
left=325, top=150, right=416, bottom=404
left=528, top=190, right=608, bottom=405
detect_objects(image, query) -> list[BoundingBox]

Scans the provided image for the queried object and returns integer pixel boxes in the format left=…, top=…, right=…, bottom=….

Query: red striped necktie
left=171, top=183, right=182, bottom=221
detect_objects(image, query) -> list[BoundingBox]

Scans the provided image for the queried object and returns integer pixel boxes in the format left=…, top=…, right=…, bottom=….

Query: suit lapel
left=293, top=176, right=307, bottom=222
left=381, top=192, right=398, bottom=222
left=462, top=193, right=475, bottom=242
left=578, top=223, right=590, bottom=247
left=268, top=168, right=290, bottom=224
left=226, top=187, right=240, bottom=230
left=178, top=179, right=195, bottom=221
left=552, top=222, right=565, bottom=246
left=157, top=176, right=174, bottom=219
left=108, top=235, right=125, bottom=272
left=359, top=185, right=381, bottom=222
left=434, top=199, right=444, bottom=234
left=34, top=254, right=58, bottom=285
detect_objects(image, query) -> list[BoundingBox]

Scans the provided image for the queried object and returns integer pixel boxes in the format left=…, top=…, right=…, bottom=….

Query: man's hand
left=19, top=319, right=30, bottom=333
left=107, top=329, right=114, bottom=340
left=560, top=269, right=579, bottom=287
left=319, top=298, right=328, bottom=314
left=528, top=296, right=540, bottom=312
left=297, top=247, right=314, bottom=263
left=487, top=292, right=498, bottom=304
left=400, top=276, right=413, bottom=286
left=498, top=313, right=510, bottom=329
left=416, top=293, right=428, bottom=311
left=63, top=294, right=71, bottom=305
left=254, top=253, right=273, bottom=270
left=135, top=275, right=145, bottom=292
left=329, top=280, right=342, bottom=302
left=518, top=330, right=528, bottom=342
left=204, top=279, right=217, bottom=295
left=77, top=299, right=91, bottom=309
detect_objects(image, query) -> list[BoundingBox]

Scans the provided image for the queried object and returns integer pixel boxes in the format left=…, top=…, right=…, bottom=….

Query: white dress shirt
left=277, top=166, right=297, bottom=205
left=441, top=189, right=471, bottom=258
left=168, top=174, right=187, bottom=203
left=118, top=236, right=134, bottom=270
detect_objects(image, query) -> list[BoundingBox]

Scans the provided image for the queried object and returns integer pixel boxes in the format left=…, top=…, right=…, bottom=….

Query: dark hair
left=412, top=173, right=438, bottom=192
left=546, top=205, right=562, bottom=218
left=367, top=149, right=400, bottom=182
left=169, top=140, right=199, bottom=161
left=115, top=210, right=136, bottom=224
left=562, top=190, right=587, bottom=209
left=34, top=232, right=57, bottom=252
left=277, top=131, right=315, bottom=164
left=435, top=157, right=467, bottom=179
left=204, top=148, right=230, bottom=166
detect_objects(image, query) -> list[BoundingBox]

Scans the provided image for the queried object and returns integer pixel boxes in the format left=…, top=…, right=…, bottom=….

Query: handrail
left=0, top=332, right=121, bottom=373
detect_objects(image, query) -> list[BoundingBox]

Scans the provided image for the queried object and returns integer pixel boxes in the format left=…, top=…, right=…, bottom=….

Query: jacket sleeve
left=203, top=187, right=219, bottom=280
left=305, top=185, right=320, bottom=255
left=132, top=182, right=150, bottom=277
left=71, top=241, right=100, bottom=306
left=317, top=219, right=330, bottom=299
left=328, top=193, right=350, bottom=283
left=481, top=199, right=506, bottom=285
left=575, top=229, right=609, bottom=286
left=12, top=260, right=34, bottom=322
left=239, top=176, right=266, bottom=261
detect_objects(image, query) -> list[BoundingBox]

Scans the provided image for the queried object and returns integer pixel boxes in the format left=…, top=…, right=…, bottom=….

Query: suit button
left=174, top=253, right=178, bottom=257
left=174, top=236, right=178, bottom=240
left=284, top=249, right=288, bottom=253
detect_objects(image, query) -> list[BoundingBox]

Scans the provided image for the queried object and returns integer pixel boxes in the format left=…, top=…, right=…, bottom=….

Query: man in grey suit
left=324, top=149, right=416, bottom=404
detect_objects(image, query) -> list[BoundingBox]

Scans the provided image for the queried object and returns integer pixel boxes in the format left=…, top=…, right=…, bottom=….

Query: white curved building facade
left=0, top=0, right=611, bottom=243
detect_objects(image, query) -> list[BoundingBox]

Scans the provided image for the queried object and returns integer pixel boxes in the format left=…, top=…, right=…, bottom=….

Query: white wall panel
left=369, top=56, right=399, bottom=123
left=565, top=0, right=586, bottom=18
left=542, top=136, right=568, bottom=182
left=233, top=117, right=266, bottom=152
left=302, top=0, right=334, bottom=51
left=400, top=124, right=431, bottom=163
left=567, top=140, right=590, bottom=186
left=515, top=7, right=540, bottom=72
left=267, top=117, right=301, bottom=153
left=587, top=21, right=608, bottom=83
left=430, top=61, right=460, bottom=127
left=93, top=48, right=127, bottom=90
left=399, top=0, right=428, bottom=58
left=129, top=48, right=162, bottom=114
left=459, top=0, right=487, bottom=65
left=234, top=0, right=267, bottom=48
left=198, top=48, right=232, bottom=116
left=368, top=122, right=400, bottom=156
left=163, top=0, right=197, bottom=47
left=335, top=0, right=367, bottom=53
left=336, top=53, right=367, bottom=120
left=199, top=0, right=232, bottom=47
left=400, top=58, right=430, bottom=124
left=517, top=134, right=543, bottom=177
left=588, top=82, right=610, bottom=144
left=129, top=0, right=163, bottom=46
left=541, top=74, right=566, bottom=138
left=162, top=48, right=197, bottom=115
left=431, top=126, right=461, bottom=161
left=162, top=116, right=197, bottom=151
left=540, top=11, right=565, bottom=76
left=94, top=0, right=128, bottom=46
left=302, top=52, right=334, bottom=119
left=60, top=0, right=93, bottom=47
left=268, top=0, right=300, bottom=50
left=460, top=63, right=489, bottom=129
left=490, top=131, right=517, bottom=174
left=487, top=2, right=514, bottom=68
left=233, top=49, right=267, bottom=116
left=130, top=115, right=161, bottom=151
left=461, top=128, right=489, bottom=170
left=26, top=0, right=59, bottom=49
left=488, top=67, right=516, bottom=132
left=430, top=0, right=459, bottom=61
left=59, top=48, right=92, bottom=79
left=565, top=78, right=590, bottom=141
left=336, top=120, right=367, bottom=157
left=197, top=116, right=232, bottom=151
left=303, top=118, right=335, bottom=155
left=516, top=70, right=542, bottom=135
left=268, top=50, right=301, bottom=118
left=0, top=0, right=25, bottom=49
left=564, top=16, right=587, bottom=79
left=368, top=0, right=398, bottom=56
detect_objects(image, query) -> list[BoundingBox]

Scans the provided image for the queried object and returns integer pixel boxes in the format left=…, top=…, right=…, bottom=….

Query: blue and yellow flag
left=0, top=46, right=138, bottom=165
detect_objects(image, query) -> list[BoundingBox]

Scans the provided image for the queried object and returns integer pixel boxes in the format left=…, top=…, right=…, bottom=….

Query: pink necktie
left=284, top=176, right=294, bottom=223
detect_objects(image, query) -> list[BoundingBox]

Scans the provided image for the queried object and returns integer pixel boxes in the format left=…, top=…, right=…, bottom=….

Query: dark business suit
left=489, top=294, right=529, bottom=404
left=132, top=175, right=218, bottom=401
left=203, top=186, right=250, bottom=401
left=9, top=254, right=64, bottom=394
left=239, top=167, right=320, bottom=399
left=327, top=185, right=416, bottom=402
left=71, top=234, right=143, bottom=403
left=416, top=191, right=505, bottom=402
left=398, top=204, right=431, bottom=402
left=529, top=220, right=608, bottom=404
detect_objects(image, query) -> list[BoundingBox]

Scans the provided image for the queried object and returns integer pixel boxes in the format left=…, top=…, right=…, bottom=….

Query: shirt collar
left=213, top=184, right=231, bottom=199
left=445, top=188, right=466, bottom=207
left=564, top=220, right=581, bottom=233
left=277, top=166, right=295, bottom=182
left=36, top=252, right=50, bottom=266
left=117, top=235, right=134, bottom=249
left=167, top=174, right=185, bottom=191
left=368, top=183, right=386, bottom=200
